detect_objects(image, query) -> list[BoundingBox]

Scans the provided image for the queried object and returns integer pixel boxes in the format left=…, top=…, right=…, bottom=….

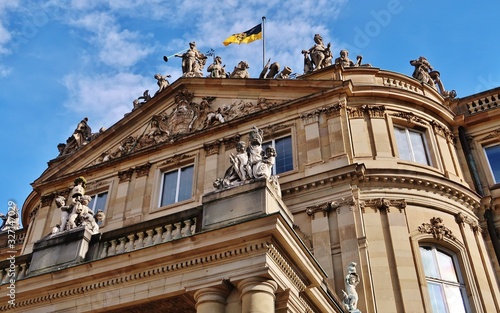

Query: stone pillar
left=300, top=110, right=323, bottom=165
left=237, top=277, right=278, bottom=313
left=194, top=285, right=230, bottom=313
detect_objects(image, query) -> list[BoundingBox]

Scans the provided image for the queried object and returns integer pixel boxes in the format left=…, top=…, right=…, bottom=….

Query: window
left=263, top=135, right=293, bottom=175
left=87, top=191, right=108, bottom=214
left=394, top=126, right=431, bottom=165
left=160, top=165, right=194, bottom=207
left=420, top=245, right=469, bottom=313
left=484, top=144, right=500, bottom=183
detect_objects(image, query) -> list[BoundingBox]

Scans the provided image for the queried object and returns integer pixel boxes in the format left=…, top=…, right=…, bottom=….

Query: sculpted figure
left=68, top=194, right=91, bottom=230
left=213, top=126, right=281, bottom=192
left=207, top=56, right=226, bottom=78
left=55, top=195, right=71, bottom=232
left=206, top=107, right=225, bottom=125
left=0, top=204, right=20, bottom=232
left=302, top=34, right=332, bottom=72
left=176, top=41, right=207, bottom=77
left=61, top=117, right=93, bottom=155
left=342, top=262, right=360, bottom=312
left=154, top=73, right=170, bottom=95
left=230, top=61, right=250, bottom=78
left=410, top=56, right=435, bottom=87
left=260, top=59, right=280, bottom=79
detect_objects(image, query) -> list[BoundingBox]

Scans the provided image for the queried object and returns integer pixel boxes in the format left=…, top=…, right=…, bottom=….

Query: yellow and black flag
left=223, top=23, right=262, bottom=46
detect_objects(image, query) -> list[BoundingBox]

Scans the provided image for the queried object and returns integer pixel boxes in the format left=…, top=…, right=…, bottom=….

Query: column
left=237, top=277, right=278, bottom=313
left=194, top=285, right=230, bottom=313
left=300, top=110, right=323, bottom=165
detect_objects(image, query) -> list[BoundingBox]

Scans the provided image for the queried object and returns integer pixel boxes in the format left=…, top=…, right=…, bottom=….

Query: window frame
left=262, top=134, right=294, bottom=176
left=158, top=164, right=195, bottom=208
left=393, top=125, right=432, bottom=166
left=87, top=190, right=109, bottom=226
left=419, top=244, right=471, bottom=313
left=483, top=143, right=500, bottom=184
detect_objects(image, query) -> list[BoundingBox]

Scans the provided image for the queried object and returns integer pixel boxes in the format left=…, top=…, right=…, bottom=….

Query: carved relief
left=392, top=112, right=427, bottom=125
left=161, top=154, right=195, bottom=166
left=365, top=105, right=385, bottom=118
left=222, top=134, right=241, bottom=150
left=300, top=109, right=321, bottom=125
left=417, top=217, right=457, bottom=241
left=479, top=128, right=500, bottom=142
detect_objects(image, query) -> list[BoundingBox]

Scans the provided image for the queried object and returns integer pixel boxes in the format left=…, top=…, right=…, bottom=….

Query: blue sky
left=1, top=0, right=500, bottom=219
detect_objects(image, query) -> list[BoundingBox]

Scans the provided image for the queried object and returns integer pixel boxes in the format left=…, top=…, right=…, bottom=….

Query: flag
left=223, top=23, right=262, bottom=46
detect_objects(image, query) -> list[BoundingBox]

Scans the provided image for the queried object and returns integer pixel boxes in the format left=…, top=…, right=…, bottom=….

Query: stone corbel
left=135, top=162, right=152, bottom=178
left=300, top=109, right=321, bottom=125
left=455, top=212, right=482, bottom=234
left=323, top=102, right=345, bottom=118
left=362, top=198, right=407, bottom=213
left=203, top=140, right=221, bottom=156
left=118, top=168, right=135, bottom=183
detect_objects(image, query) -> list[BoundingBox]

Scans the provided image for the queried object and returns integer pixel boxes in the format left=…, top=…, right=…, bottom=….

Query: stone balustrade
left=0, top=261, right=30, bottom=285
left=98, top=217, right=197, bottom=259
left=466, top=92, right=500, bottom=114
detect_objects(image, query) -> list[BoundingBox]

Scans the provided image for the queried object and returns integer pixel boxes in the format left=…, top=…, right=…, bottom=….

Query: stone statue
left=229, top=61, right=250, bottom=78
left=53, top=177, right=105, bottom=235
left=214, top=126, right=281, bottom=195
left=342, top=262, right=361, bottom=312
left=410, top=56, right=456, bottom=98
left=207, top=56, right=227, bottom=78
left=60, top=117, right=93, bottom=155
left=0, top=203, right=20, bottom=232
left=410, top=56, right=435, bottom=87
left=259, top=60, right=292, bottom=79
left=335, top=50, right=371, bottom=68
left=302, top=34, right=332, bottom=73
left=175, top=41, right=207, bottom=77
left=154, top=74, right=170, bottom=96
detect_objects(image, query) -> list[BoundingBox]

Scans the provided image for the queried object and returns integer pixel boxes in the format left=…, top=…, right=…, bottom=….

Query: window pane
left=178, top=165, right=194, bottom=202
left=444, top=285, right=467, bottom=313
left=436, top=250, right=459, bottom=282
left=95, top=192, right=108, bottom=212
left=409, top=130, right=429, bottom=165
left=420, top=246, right=439, bottom=278
left=394, top=127, right=412, bottom=161
left=161, top=170, right=178, bottom=206
left=485, top=145, right=500, bottom=183
left=274, top=136, right=293, bottom=174
left=428, top=282, right=447, bottom=313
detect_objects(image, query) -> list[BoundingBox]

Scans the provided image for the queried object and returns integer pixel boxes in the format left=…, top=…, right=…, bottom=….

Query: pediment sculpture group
left=52, top=177, right=105, bottom=236
left=214, top=126, right=281, bottom=195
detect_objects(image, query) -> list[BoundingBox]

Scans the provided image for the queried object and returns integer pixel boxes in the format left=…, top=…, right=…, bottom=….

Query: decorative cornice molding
left=479, top=128, right=500, bottom=142
left=2, top=241, right=270, bottom=311
left=266, top=243, right=307, bottom=292
left=417, top=217, right=457, bottom=241
left=161, top=153, right=195, bottom=166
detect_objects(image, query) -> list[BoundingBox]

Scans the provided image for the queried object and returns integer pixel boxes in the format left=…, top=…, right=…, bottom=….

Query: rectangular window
left=394, top=126, right=431, bottom=165
left=485, top=144, right=500, bottom=183
left=160, top=165, right=194, bottom=207
left=263, top=135, right=293, bottom=175
left=88, top=191, right=108, bottom=214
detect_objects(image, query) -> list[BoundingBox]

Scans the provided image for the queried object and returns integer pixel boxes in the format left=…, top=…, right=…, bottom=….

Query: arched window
left=419, top=245, right=469, bottom=313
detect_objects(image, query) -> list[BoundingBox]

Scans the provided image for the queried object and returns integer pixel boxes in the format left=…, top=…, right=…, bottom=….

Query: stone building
left=1, top=45, right=500, bottom=312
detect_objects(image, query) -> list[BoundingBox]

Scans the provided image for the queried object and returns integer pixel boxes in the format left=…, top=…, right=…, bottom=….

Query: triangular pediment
left=33, top=76, right=345, bottom=188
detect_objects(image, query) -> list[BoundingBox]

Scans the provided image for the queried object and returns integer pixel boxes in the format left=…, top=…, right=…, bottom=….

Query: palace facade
left=1, top=47, right=500, bottom=313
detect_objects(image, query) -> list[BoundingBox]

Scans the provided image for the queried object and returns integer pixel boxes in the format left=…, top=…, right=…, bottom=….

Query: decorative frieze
left=161, top=153, right=195, bottom=166
left=479, top=128, right=500, bottom=142
left=417, top=217, right=457, bottom=241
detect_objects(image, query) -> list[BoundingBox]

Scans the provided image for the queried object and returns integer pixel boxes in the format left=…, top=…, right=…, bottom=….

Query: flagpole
left=262, top=16, right=266, bottom=69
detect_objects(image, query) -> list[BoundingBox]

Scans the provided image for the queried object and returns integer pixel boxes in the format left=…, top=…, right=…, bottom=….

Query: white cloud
left=62, top=72, right=153, bottom=128
left=0, top=64, right=11, bottom=77
left=0, top=0, right=20, bottom=55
